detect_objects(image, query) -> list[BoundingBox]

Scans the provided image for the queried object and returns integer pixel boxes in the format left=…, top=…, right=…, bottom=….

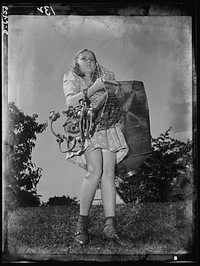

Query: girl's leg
left=75, top=148, right=103, bottom=244
left=79, top=148, right=103, bottom=216
left=101, top=150, right=118, bottom=239
left=101, top=149, right=117, bottom=218
left=100, top=149, right=133, bottom=245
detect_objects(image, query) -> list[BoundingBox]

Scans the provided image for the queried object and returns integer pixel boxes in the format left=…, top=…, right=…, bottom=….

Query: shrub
left=4, top=187, right=41, bottom=210
left=4, top=102, right=47, bottom=210
left=116, top=128, right=193, bottom=203
left=45, top=195, right=78, bottom=206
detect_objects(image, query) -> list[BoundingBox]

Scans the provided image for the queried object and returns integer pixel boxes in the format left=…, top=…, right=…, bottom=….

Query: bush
left=4, top=102, right=47, bottom=210
left=116, top=128, right=193, bottom=203
left=4, top=187, right=41, bottom=210
left=45, top=195, right=78, bottom=206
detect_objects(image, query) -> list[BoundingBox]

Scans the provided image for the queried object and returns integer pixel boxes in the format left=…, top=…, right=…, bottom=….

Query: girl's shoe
left=103, top=216, right=132, bottom=246
left=104, top=230, right=132, bottom=246
left=74, top=214, right=89, bottom=245
left=75, top=226, right=90, bottom=245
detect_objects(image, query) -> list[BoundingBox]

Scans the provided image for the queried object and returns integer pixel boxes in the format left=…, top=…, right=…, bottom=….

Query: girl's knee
left=101, top=150, right=116, bottom=180
left=86, top=164, right=102, bottom=181
left=102, top=167, right=115, bottom=180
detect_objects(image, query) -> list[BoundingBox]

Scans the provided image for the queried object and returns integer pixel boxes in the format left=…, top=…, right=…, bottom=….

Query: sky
left=6, top=15, right=192, bottom=203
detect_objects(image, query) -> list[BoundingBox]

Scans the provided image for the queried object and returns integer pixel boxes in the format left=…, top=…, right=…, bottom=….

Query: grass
left=4, top=200, right=194, bottom=262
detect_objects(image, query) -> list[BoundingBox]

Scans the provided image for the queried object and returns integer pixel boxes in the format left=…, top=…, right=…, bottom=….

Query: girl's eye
left=81, top=57, right=94, bottom=61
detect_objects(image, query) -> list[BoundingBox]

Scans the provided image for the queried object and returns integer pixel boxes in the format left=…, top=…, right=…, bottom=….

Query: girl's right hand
left=93, top=77, right=118, bottom=88
left=103, top=78, right=118, bottom=85
left=93, top=77, right=104, bottom=89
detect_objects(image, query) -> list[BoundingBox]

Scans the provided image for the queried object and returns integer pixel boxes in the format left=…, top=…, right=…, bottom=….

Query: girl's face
left=76, top=51, right=96, bottom=76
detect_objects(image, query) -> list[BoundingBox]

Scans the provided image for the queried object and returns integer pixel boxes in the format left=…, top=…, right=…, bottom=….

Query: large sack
left=116, top=81, right=152, bottom=177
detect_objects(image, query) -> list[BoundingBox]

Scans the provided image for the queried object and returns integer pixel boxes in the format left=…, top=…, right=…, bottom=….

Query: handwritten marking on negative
left=37, top=6, right=55, bottom=16
left=2, top=6, right=8, bottom=35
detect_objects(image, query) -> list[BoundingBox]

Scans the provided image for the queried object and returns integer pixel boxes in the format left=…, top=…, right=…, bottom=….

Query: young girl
left=63, top=49, right=129, bottom=245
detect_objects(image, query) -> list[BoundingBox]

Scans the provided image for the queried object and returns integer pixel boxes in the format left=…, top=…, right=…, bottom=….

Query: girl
left=63, top=49, right=129, bottom=245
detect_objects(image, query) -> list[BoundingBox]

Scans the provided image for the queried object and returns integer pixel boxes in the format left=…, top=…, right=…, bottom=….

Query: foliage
left=45, top=195, right=78, bottom=206
left=116, top=127, right=193, bottom=203
left=4, top=102, right=47, bottom=209
left=169, top=143, right=194, bottom=201
left=7, top=187, right=41, bottom=208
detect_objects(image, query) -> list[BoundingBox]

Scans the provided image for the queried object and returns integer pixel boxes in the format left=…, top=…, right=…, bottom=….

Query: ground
left=3, top=200, right=195, bottom=262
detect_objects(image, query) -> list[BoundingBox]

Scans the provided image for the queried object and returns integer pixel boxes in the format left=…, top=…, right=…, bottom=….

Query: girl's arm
left=66, top=77, right=117, bottom=107
left=64, top=71, right=118, bottom=107
left=65, top=78, right=103, bottom=107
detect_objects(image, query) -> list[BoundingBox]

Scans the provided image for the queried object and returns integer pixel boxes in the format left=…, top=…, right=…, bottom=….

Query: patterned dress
left=63, top=65, right=129, bottom=170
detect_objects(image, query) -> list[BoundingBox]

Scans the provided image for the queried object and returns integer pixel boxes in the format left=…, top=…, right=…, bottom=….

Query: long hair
left=72, top=49, right=102, bottom=83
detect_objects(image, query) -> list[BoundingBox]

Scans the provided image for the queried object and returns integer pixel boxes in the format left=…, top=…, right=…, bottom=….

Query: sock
left=105, top=216, right=116, bottom=225
left=77, top=214, right=89, bottom=229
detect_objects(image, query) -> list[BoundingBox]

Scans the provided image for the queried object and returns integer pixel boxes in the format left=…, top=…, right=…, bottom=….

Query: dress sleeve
left=63, top=71, right=80, bottom=99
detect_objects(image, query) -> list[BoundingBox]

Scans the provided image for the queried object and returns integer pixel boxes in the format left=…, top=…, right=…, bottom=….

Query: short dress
left=63, top=66, right=129, bottom=170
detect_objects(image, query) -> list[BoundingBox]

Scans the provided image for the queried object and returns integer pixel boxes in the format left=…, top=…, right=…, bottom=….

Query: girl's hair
left=72, top=49, right=102, bottom=83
